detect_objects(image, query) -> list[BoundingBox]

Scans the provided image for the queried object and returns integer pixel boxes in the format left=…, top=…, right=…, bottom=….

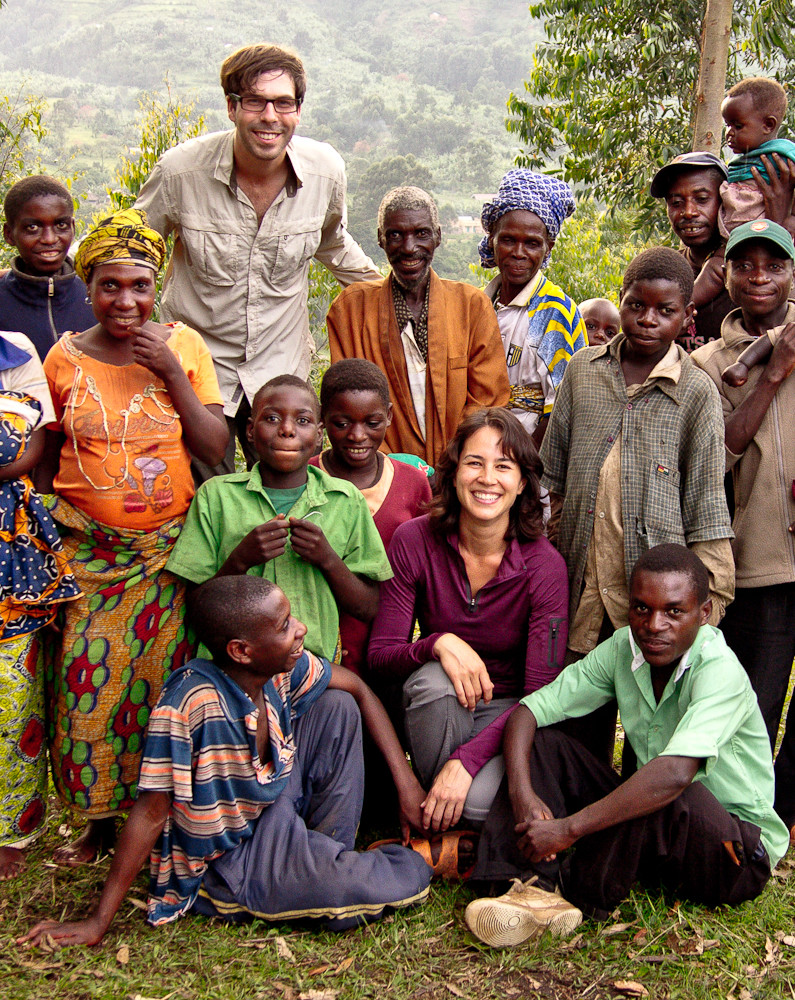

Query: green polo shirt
left=522, top=625, right=789, bottom=866
left=167, top=463, right=393, bottom=660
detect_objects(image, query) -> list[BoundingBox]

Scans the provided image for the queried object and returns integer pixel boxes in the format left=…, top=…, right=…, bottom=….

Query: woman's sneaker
left=464, top=877, right=582, bottom=948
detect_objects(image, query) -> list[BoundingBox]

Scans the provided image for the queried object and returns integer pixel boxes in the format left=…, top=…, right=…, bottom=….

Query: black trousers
left=720, top=582, right=795, bottom=829
left=471, top=729, right=771, bottom=920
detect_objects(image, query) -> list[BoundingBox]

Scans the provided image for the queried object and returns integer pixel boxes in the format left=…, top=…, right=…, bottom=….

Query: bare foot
left=0, top=845, right=26, bottom=880
left=53, top=818, right=116, bottom=867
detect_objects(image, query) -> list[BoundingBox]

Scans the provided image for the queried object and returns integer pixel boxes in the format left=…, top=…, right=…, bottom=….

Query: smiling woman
left=33, top=208, right=229, bottom=869
left=368, top=407, right=569, bottom=834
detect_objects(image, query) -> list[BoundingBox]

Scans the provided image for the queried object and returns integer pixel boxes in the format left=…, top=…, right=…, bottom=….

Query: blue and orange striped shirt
left=138, top=653, right=330, bottom=925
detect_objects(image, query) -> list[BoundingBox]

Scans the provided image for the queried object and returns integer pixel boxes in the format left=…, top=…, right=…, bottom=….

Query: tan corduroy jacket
left=691, top=303, right=795, bottom=588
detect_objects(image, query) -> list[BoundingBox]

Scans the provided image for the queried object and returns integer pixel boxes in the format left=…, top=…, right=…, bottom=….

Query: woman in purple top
left=368, top=408, right=569, bottom=832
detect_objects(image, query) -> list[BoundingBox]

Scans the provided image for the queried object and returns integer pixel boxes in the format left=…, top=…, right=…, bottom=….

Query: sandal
left=367, top=830, right=478, bottom=881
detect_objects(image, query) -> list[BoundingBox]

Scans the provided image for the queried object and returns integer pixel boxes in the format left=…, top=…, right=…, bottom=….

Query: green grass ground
left=4, top=795, right=794, bottom=1000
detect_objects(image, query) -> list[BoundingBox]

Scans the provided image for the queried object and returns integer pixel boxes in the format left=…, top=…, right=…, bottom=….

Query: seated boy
left=464, top=545, right=788, bottom=948
left=20, top=576, right=431, bottom=947
left=166, top=374, right=394, bottom=661
left=1, top=176, right=95, bottom=360
left=693, top=77, right=795, bottom=311
left=540, top=247, right=734, bottom=761
left=578, top=298, right=620, bottom=347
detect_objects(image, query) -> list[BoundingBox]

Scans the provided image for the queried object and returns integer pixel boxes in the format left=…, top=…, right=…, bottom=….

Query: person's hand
left=288, top=517, right=335, bottom=569
left=131, top=322, right=182, bottom=381
left=751, top=153, right=795, bottom=225
left=764, top=322, right=795, bottom=386
left=515, top=815, right=577, bottom=863
left=421, top=759, right=473, bottom=832
left=228, top=516, right=288, bottom=571
left=18, top=914, right=107, bottom=949
left=397, top=775, right=426, bottom=845
left=432, top=634, right=494, bottom=710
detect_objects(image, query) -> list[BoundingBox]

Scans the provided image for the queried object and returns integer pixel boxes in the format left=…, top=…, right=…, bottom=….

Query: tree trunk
left=692, top=0, right=733, bottom=151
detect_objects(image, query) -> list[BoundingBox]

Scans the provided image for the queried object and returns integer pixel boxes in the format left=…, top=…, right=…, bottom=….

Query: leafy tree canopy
left=508, top=0, right=795, bottom=223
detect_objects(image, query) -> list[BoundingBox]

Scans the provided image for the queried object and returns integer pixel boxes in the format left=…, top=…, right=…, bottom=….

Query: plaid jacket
left=540, top=336, right=733, bottom=620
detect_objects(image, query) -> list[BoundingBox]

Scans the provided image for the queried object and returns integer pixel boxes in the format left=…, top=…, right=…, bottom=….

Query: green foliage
left=546, top=201, right=658, bottom=305
left=0, top=85, right=49, bottom=268
left=107, top=81, right=205, bottom=212
left=508, top=0, right=795, bottom=226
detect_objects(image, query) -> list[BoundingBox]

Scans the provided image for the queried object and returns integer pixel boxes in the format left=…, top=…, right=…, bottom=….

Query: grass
left=3, top=796, right=795, bottom=1000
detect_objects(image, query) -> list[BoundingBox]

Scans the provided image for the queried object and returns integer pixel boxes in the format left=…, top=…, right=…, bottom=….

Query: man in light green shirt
left=464, top=544, right=787, bottom=948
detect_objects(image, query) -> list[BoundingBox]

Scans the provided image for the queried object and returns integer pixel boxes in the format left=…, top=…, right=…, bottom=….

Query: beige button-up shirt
left=136, top=131, right=380, bottom=415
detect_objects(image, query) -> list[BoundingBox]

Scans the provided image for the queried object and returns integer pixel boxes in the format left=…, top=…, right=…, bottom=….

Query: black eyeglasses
left=229, top=94, right=301, bottom=114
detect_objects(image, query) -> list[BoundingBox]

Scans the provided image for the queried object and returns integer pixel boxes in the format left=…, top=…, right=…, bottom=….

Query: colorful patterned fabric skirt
left=0, top=632, right=47, bottom=847
left=46, top=497, right=193, bottom=818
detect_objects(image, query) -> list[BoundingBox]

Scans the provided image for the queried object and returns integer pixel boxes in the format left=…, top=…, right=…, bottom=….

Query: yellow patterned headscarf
left=75, top=208, right=166, bottom=283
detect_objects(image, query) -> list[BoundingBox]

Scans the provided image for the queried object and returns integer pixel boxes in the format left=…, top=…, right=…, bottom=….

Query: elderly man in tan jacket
left=326, top=187, right=510, bottom=466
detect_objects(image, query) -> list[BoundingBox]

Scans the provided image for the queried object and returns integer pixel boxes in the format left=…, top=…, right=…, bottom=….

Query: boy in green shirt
left=464, top=544, right=787, bottom=948
left=167, top=375, right=393, bottom=660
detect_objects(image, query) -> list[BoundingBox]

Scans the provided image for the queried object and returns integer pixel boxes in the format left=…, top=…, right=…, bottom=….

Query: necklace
left=61, top=333, right=180, bottom=491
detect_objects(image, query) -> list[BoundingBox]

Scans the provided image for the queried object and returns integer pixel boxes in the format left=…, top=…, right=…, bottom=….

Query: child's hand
left=722, top=361, right=749, bottom=388
left=288, top=517, right=335, bottom=569
left=228, top=516, right=288, bottom=571
left=131, top=323, right=181, bottom=381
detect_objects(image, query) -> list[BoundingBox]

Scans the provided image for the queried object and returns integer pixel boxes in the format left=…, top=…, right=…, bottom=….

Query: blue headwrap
left=479, top=169, right=576, bottom=268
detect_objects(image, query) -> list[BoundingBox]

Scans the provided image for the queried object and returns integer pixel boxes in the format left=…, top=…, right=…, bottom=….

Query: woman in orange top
left=36, top=208, right=228, bottom=865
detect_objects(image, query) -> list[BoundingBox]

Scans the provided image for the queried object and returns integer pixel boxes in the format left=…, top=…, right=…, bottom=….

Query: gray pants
left=403, top=661, right=517, bottom=824
left=193, top=690, right=431, bottom=930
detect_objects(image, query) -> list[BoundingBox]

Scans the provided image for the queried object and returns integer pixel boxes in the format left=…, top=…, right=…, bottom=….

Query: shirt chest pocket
left=180, top=227, right=242, bottom=287
left=638, top=460, right=685, bottom=547
left=272, top=224, right=322, bottom=283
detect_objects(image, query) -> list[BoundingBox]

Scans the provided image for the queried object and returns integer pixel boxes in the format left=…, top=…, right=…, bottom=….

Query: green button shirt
left=522, top=625, right=789, bottom=866
left=167, top=464, right=393, bottom=660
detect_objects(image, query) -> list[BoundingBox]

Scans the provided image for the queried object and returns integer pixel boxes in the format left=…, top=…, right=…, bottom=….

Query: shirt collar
left=485, top=270, right=545, bottom=309
left=246, top=462, right=331, bottom=510
left=629, top=631, right=696, bottom=683
left=215, top=131, right=303, bottom=194
left=720, top=301, right=795, bottom=349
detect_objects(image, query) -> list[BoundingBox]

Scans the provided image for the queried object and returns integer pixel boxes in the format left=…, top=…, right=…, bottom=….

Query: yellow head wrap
left=75, top=207, right=167, bottom=283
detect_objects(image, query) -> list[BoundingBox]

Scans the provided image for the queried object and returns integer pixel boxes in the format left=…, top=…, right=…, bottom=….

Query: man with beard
left=326, top=187, right=510, bottom=466
left=136, top=44, right=380, bottom=478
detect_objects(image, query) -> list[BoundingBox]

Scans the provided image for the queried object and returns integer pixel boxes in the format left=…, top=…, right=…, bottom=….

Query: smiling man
left=463, top=544, right=788, bottom=948
left=326, top=186, right=509, bottom=465
left=691, top=219, right=795, bottom=841
left=136, top=44, right=380, bottom=478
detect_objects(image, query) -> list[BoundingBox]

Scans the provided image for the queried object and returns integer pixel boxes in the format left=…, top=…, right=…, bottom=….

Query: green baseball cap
left=725, top=219, right=795, bottom=261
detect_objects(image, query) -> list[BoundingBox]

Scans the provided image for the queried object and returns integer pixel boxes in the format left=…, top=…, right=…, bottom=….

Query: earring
left=85, top=295, right=91, bottom=304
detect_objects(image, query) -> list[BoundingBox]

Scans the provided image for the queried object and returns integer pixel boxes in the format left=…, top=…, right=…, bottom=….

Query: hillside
left=0, top=0, right=543, bottom=277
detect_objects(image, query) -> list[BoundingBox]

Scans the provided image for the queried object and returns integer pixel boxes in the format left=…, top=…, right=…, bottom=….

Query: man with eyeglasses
left=136, top=44, right=380, bottom=478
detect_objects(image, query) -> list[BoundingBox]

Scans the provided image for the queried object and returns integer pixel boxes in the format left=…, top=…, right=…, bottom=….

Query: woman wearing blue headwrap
left=480, top=170, right=587, bottom=446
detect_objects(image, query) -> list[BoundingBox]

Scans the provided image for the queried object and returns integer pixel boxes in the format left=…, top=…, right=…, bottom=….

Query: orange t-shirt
left=44, top=323, right=223, bottom=530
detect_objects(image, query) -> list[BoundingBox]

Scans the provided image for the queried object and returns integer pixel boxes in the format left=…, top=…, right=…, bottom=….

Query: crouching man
left=20, top=576, right=431, bottom=948
left=465, top=544, right=788, bottom=948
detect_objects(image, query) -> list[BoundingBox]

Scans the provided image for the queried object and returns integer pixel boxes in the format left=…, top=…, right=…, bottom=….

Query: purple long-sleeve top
left=367, top=515, right=568, bottom=776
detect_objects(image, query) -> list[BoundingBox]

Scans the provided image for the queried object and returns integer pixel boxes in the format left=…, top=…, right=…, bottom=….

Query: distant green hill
left=0, top=0, right=542, bottom=278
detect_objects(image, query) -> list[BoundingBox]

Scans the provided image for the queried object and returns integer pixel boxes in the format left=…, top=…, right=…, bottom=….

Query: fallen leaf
left=275, top=936, right=296, bottom=963
left=560, top=932, right=584, bottom=951
left=57, top=823, right=72, bottom=838
left=334, top=956, right=354, bottom=974
left=764, top=936, right=778, bottom=964
left=632, top=929, right=648, bottom=944
left=309, top=965, right=332, bottom=976
left=17, top=960, right=63, bottom=971
left=603, top=922, right=635, bottom=937
left=781, top=935, right=795, bottom=947
left=130, top=994, right=177, bottom=1000
left=239, top=942, right=268, bottom=950
left=445, top=985, right=466, bottom=998
left=739, top=990, right=752, bottom=1000
left=116, top=944, right=130, bottom=965
left=613, top=981, right=649, bottom=996
left=298, top=991, right=338, bottom=1000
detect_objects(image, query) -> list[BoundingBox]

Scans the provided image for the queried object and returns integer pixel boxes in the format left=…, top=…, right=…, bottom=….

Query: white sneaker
left=464, top=878, right=582, bottom=947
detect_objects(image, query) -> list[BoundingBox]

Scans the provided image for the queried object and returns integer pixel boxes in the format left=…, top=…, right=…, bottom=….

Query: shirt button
left=599, top=511, right=605, bottom=519
left=627, top=403, right=633, bottom=410
left=607, top=436, right=614, bottom=443
left=602, top=588, right=608, bottom=594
